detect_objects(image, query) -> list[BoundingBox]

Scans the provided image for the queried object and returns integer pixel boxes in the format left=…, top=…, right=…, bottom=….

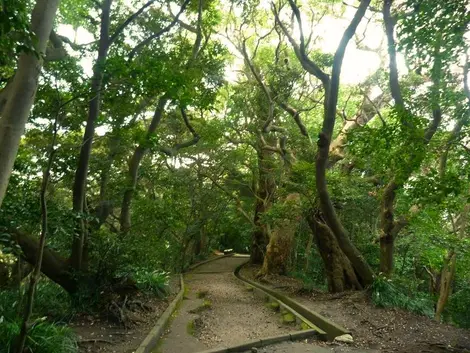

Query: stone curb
left=195, top=329, right=318, bottom=353
left=234, top=261, right=350, bottom=341
left=135, top=274, right=185, bottom=353
left=185, top=253, right=234, bottom=272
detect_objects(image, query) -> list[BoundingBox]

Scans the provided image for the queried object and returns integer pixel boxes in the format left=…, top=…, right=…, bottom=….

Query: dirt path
left=157, top=256, right=298, bottom=353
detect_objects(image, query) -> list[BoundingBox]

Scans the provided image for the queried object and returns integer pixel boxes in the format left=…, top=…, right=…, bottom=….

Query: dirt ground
left=72, top=275, right=180, bottom=353
left=240, top=264, right=470, bottom=353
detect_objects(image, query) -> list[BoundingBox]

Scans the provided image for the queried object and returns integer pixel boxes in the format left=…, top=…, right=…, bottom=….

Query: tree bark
left=259, top=194, right=300, bottom=276
left=306, top=212, right=362, bottom=292
left=71, top=0, right=112, bottom=271
left=15, top=111, right=58, bottom=353
left=251, top=141, right=277, bottom=264
left=120, top=97, right=167, bottom=233
left=0, top=0, right=60, bottom=208
left=435, top=251, right=456, bottom=322
left=379, top=0, right=443, bottom=275
left=315, top=0, right=374, bottom=286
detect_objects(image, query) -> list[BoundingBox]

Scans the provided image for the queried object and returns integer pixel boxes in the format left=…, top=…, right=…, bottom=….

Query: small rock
left=251, top=348, right=258, bottom=353
left=334, top=334, right=354, bottom=343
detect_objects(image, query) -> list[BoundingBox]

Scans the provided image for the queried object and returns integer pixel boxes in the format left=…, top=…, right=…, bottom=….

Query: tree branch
left=109, top=0, right=158, bottom=45
left=383, top=0, right=404, bottom=107
left=272, top=2, right=329, bottom=86
left=129, top=0, right=191, bottom=60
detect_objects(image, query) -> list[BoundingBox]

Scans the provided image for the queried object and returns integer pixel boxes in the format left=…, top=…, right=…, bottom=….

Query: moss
left=245, top=285, right=254, bottom=292
left=189, top=299, right=212, bottom=314
left=266, top=301, right=280, bottom=311
left=186, top=319, right=196, bottom=336
left=300, top=321, right=311, bottom=330
left=196, top=290, right=208, bottom=298
left=282, top=312, right=296, bottom=325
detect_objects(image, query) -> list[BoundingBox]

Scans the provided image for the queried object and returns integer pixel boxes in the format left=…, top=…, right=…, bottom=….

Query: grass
left=0, top=319, right=78, bottom=353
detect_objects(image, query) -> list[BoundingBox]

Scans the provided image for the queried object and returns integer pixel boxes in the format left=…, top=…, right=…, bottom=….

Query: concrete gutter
left=195, top=329, right=318, bottom=353
left=135, top=274, right=185, bottom=353
left=234, top=261, right=350, bottom=341
left=185, top=253, right=234, bottom=272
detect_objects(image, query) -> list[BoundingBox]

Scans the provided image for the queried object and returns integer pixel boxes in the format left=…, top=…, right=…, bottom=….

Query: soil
left=72, top=275, right=180, bottom=353
left=240, top=264, right=470, bottom=353
left=158, top=256, right=297, bottom=353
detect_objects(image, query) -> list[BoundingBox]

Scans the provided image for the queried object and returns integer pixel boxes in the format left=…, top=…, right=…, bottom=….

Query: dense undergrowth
left=0, top=267, right=172, bottom=353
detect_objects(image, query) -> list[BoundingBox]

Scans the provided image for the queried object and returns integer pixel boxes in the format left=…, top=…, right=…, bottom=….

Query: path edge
left=185, top=253, right=234, bottom=272
left=195, top=329, right=318, bottom=353
left=234, top=261, right=350, bottom=341
left=135, top=274, right=185, bottom=353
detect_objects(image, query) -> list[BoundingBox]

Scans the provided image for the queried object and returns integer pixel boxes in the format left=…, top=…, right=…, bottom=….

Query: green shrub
left=134, top=269, right=170, bottom=297
left=0, top=319, right=78, bottom=353
left=447, top=285, right=470, bottom=328
left=370, top=275, right=434, bottom=317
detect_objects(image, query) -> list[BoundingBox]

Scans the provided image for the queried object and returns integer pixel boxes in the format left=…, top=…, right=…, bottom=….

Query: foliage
left=0, top=319, right=78, bottom=353
left=370, top=275, right=435, bottom=318
left=133, top=269, right=170, bottom=298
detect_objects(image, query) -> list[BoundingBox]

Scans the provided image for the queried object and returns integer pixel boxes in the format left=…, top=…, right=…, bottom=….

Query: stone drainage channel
left=138, top=255, right=372, bottom=353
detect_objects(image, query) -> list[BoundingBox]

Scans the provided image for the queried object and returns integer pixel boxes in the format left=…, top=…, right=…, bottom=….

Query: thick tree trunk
left=71, top=0, right=112, bottom=270
left=11, top=229, right=76, bottom=293
left=120, top=97, right=167, bottom=233
left=251, top=143, right=277, bottom=264
left=0, top=0, right=60, bottom=208
left=307, top=212, right=362, bottom=292
left=259, top=194, right=300, bottom=276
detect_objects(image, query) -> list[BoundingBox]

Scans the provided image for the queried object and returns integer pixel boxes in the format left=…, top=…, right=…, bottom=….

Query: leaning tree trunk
left=0, top=0, right=61, bottom=208
left=307, top=212, right=362, bottom=292
left=315, top=0, right=374, bottom=286
left=259, top=194, right=301, bottom=276
left=120, top=97, right=167, bottom=233
left=71, top=0, right=112, bottom=271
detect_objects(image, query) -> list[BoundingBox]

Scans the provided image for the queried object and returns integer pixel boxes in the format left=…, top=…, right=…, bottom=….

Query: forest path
left=156, top=255, right=294, bottom=352
left=156, top=256, right=375, bottom=353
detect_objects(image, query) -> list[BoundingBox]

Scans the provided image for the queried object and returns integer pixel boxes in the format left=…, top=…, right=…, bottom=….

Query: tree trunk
left=0, top=0, right=60, bottom=208
left=120, top=97, right=167, bottom=233
left=307, top=212, right=362, bottom=292
left=71, top=0, right=112, bottom=271
left=11, top=230, right=76, bottom=294
left=259, top=194, right=300, bottom=276
left=251, top=142, right=277, bottom=264
left=435, top=251, right=456, bottom=322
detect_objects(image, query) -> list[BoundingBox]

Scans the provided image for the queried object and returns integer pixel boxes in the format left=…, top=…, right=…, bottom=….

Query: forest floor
left=72, top=275, right=180, bottom=353
left=240, top=264, right=470, bottom=353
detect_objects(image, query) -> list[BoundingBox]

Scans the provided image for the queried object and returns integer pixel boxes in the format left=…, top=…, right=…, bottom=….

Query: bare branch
left=272, top=2, right=329, bottom=86
left=167, top=1, right=197, bottom=33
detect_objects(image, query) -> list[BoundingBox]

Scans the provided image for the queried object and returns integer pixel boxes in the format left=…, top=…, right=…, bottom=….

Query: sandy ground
left=158, top=256, right=297, bottom=352
left=240, top=264, right=470, bottom=353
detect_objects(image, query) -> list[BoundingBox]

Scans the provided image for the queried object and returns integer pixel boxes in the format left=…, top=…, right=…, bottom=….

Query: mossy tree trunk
left=259, top=194, right=300, bottom=276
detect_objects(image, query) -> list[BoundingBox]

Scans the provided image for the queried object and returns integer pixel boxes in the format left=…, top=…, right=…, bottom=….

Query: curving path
left=155, top=256, right=377, bottom=353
